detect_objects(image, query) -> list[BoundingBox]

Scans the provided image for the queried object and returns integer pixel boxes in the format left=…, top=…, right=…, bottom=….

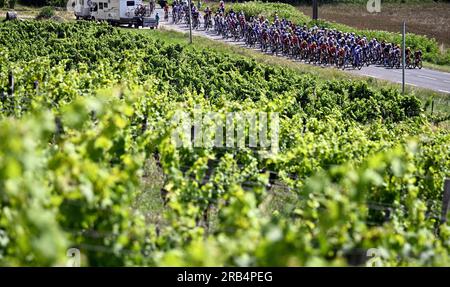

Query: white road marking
left=417, top=75, right=437, bottom=81
left=438, top=89, right=450, bottom=94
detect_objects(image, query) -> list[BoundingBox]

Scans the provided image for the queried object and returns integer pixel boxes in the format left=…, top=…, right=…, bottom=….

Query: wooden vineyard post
left=436, top=178, right=450, bottom=235
left=34, top=80, right=39, bottom=93
left=8, top=71, right=14, bottom=96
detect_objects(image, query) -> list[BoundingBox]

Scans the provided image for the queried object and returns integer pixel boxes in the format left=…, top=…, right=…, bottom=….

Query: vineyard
left=1, top=20, right=450, bottom=266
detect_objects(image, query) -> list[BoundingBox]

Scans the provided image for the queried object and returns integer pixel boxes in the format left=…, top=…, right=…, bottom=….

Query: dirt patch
left=297, top=3, right=450, bottom=48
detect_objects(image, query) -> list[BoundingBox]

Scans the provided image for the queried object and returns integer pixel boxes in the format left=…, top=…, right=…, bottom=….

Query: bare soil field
left=297, top=3, right=450, bottom=48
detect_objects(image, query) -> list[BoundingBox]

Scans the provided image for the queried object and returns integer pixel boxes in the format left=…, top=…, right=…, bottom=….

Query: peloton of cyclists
left=168, top=4, right=424, bottom=69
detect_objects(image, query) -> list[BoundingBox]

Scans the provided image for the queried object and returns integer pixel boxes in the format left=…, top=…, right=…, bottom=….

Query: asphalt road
left=155, top=9, right=450, bottom=94
left=348, top=66, right=450, bottom=94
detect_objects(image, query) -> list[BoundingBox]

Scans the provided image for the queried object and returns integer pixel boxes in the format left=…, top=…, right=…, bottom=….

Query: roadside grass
left=133, top=157, right=166, bottom=226
left=423, top=62, right=450, bottom=74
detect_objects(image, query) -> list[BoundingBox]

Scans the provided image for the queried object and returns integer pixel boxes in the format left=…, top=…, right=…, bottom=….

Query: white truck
left=73, top=0, right=158, bottom=28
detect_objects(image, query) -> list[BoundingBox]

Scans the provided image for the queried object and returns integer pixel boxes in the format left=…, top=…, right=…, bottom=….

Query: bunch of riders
left=166, top=1, right=423, bottom=69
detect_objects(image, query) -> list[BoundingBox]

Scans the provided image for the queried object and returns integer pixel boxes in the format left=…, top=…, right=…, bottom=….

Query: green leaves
left=0, top=20, right=449, bottom=267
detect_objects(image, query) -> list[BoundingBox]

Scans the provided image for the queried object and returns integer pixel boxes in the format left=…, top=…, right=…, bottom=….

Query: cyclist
left=204, top=6, right=212, bottom=29
left=149, top=0, right=155, bottom=16
left=414, top=49, right=423, bottom=68
left=192, top=6, right=200, bottom=28
left=309, top=40, right=318, bottom=59
left=319, top=39, right=328, bottom=63
left=353, top=44, right=362, bottom=67
left=394, top=45, right=401, bottom=67
left=338, top=44, right=346, bottom=67
left=405, top=47, right=412, bottom=66
left=219, top=1, right=225, bottom=14
left=383, top=43, right=391, bottom=66
left=328, top=42, right=337, bottom=64
left=163, top=2, right=169, bottom=20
